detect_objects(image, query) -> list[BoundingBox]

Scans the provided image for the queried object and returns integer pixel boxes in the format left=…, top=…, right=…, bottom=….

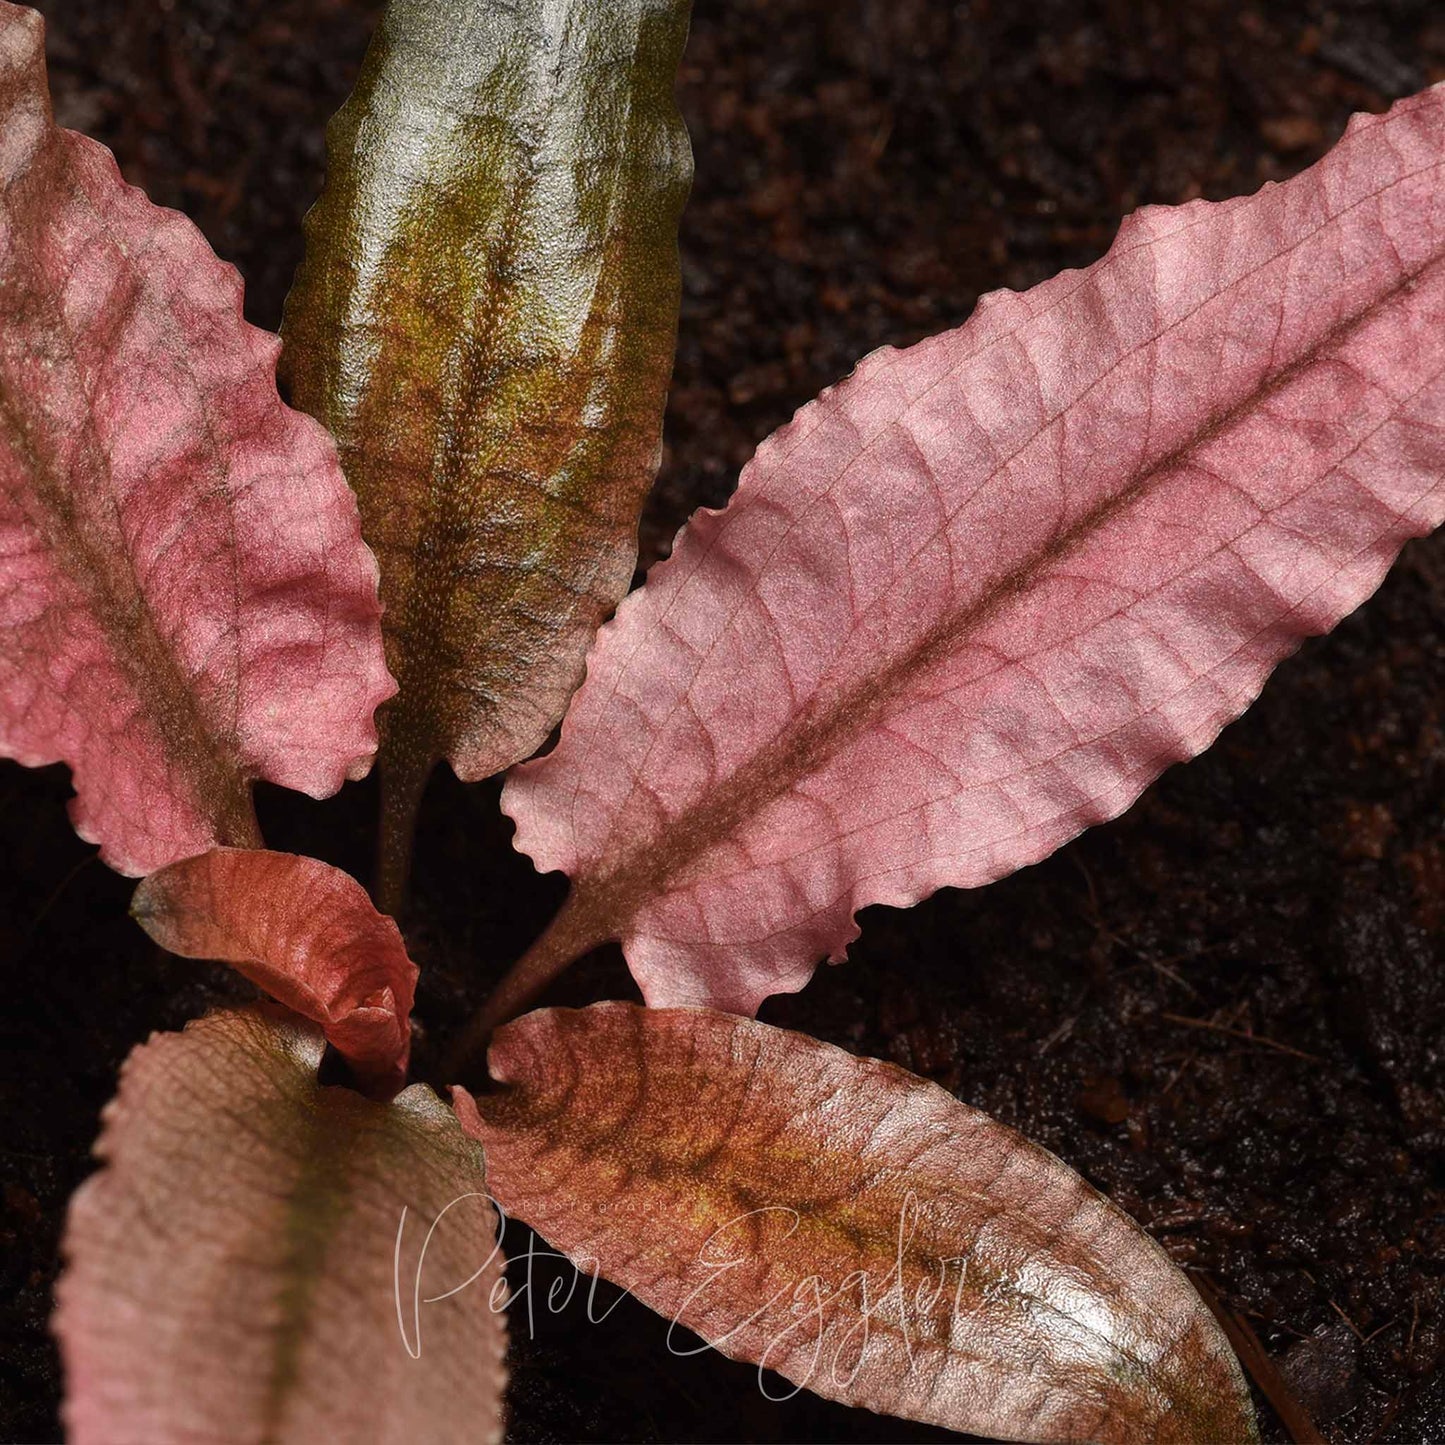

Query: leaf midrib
left=573, top=239, right=1445, bottom=936
left=0, top=149, right=257, bottom=845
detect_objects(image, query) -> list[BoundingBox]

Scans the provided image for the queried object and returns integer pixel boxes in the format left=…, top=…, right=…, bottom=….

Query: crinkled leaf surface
left=281, top=0, right=693, bottom=905
left=456, top=1003, right=1255, bottom=1444
left=132, top=849, right=417, bottom=1096
left=57, top=1008, right=507, bottom=1445
left=0, top=3, right=393, bottom=877
left=504, top=83, right=1445, bottom=1014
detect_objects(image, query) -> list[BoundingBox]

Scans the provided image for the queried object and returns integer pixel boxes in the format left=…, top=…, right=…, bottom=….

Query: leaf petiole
left=443, top=890, right=605, bottom=1084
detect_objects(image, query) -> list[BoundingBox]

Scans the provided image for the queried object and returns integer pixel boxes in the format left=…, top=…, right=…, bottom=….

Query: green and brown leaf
left=457, top=1003, right=1257, bottom=1445
left=281, top=0, right=693, bottom=906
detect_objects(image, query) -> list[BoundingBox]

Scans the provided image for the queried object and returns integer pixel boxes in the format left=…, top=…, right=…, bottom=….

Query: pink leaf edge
left=132, top=849, right=417, bottom=1096
left=0, top=3, right=395, bottom=876
left=504, top=82, right=1445, bottom=1014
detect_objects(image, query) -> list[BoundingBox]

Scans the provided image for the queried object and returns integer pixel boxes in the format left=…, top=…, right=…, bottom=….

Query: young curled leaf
left=132, top=849, right=417, bottom=1097
left=456, top=1002, right=1255, bottom=1444
left=57, top=1009, right=507, bottom=1445
left=502, top=82, right=1445, bottom=1015
left=281, top=0, right=694, bottom=907
left=0, top=3, right=394, bottom=878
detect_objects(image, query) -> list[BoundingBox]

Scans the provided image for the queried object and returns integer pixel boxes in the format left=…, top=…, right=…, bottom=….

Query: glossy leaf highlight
left=0, top=3, right=393, bottom=877
left=57, top=1008, right=507, bottom=1445
left=132, top=849, right=417, bottom=1096
left=457, top=1003, right=1255, bottom=1444
left=281, top=0, right=693, bottom=906
left=504, top=83, right=1445, bottom=1014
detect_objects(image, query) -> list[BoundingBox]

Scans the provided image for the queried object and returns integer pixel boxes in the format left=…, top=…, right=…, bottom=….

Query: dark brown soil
left=5, top=1, right=1445, bottom=1441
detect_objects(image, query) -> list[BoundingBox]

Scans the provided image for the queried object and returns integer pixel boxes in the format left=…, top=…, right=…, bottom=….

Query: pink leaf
left=0, top=3, right=394, bottom=876
left=57, top=1008, right=507, bottom=1445
left=504, top=83, right=1445, bottom=1014
left=132, top=848, right=417, bottom=1096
